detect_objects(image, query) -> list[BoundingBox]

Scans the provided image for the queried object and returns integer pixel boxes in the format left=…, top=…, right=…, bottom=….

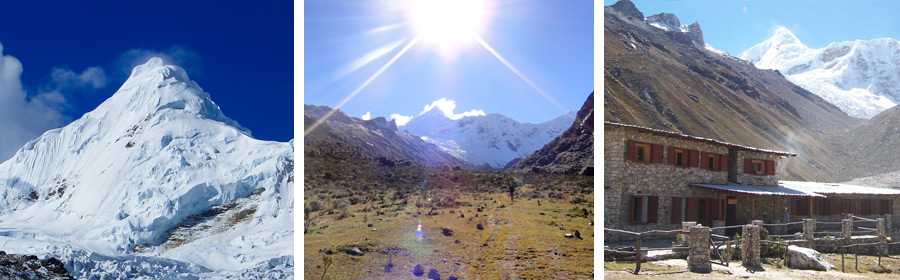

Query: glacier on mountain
left=0, top=57, right=293, bottom=278
left=740, top=27, right=900, bottom=119
left=401, top=108, right=574, bottom=169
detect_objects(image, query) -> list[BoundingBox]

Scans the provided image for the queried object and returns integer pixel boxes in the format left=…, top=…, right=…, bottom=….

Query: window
left=744, top=158, right=775, bottom=175
left=631, top=195, right=658, bottom=225
left=669, top=147, right=692, bottom=168
left=636, top=143, right=650, bottom=162
left=671, top=197, right=718, bottom=226
left=627, top=141, right=663, bottom=164
left=752, top=160, right=764, bottom=175
left=707, top=154, right=719, bottom=170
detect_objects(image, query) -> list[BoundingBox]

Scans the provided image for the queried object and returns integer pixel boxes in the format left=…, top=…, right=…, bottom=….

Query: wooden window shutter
left=766, top=160, right=775, bottom=175
left=651, top=144, right=664, bottom=163
left=648, top=196, right=659, bottom=223
left=871, top=199, right=878, bottom=215
left=688, top=150, right=699, bottom=168
left=700, top=152, right=709, bottom=169
left=668, top=147, right=676, bottom=165
left=720, top=154, right=729, bottom=171
left=686, top=198, right=700, bottom=222
left=626, top=141, right=636, bottom=161
left=671, top=197, right=682, bottom=224
left=744, top=158, right=753, bottom=174
left=709, top=198, right=719, bottom=220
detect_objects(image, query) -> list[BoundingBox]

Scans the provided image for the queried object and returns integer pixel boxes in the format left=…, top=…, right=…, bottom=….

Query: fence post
left=886, top=214, right=893, bottom=238
left=803, top=219, right=815, bottom=247
left=682, top=222, right=697, bottom=246
left=842, top=219, right=852, bottom=241
left=688, top=226, right=711, bottom=273
left=635, top=234, right=642, bottom=274
left=878, top=218, right=886, bottom=257
left=742, top=224, right=761, bottom=267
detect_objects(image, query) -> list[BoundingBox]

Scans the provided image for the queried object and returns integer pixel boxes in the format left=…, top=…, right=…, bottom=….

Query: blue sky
left=0, top=1, right=292, bottom=160
left=607, top=0, right=900, bottom=56
left=304, top=0, right=593, bottom=126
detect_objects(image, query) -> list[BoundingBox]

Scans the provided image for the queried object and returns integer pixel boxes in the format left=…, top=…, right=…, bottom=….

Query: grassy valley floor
left=305, top=192, right=594, bottom=279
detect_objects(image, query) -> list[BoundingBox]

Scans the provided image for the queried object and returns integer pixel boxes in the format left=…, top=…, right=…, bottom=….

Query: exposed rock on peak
left=509, top=92, right=593, bottom=175
left=609, top=0, right=643, bottom=20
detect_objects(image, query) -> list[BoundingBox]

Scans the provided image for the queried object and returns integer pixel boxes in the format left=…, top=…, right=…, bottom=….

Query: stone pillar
left=712, top=220, right=725, bottom=236
left=878, top=218, right=887, bottom=256
left=688, top=226, right=711, bottom=273
left=842, top=219, right=852, bottom=241
left=682, top=222, right=697, bottom=246
left=803, top=219, right=815, bottom=245
left=885, top=214, right=893, bottom=238
left=752, top=220, right=765, bottom=238
left=742, top=225, right=761, bottom=267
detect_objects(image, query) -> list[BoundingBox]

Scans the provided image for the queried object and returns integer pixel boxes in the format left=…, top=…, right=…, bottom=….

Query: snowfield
left=0, top=57, right=293, bottom=279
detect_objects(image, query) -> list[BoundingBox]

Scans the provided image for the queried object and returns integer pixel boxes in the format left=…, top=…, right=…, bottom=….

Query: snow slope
left=401, top=108, right=574, bottom=169
left=0, top=57, right=293, bottom=278
left=740, top=27, right=900, bottom=119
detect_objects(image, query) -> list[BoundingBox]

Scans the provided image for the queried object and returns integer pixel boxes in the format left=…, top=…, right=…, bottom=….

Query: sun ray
left=332, top=39, right=405, bottom=81
left=475, top=34, right=568, bottom=113
left=304, top=35, right=422, bottom=136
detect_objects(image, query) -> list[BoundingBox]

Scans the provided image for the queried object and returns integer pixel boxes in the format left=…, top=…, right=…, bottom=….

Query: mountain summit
left=0, top=57, right=293, bottom=278
left=740, top=27, right=900, bottom=118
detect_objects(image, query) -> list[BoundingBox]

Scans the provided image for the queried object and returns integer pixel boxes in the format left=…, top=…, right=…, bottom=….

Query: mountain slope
left=304, top=104, right=467, bottom=168
left=401, top=109, right=574, bottom=170
left=0, top=57, right=293, bottom=278
left=604, top=0, right=861, bottom=181
left=740, top=27, right=900, bottom=119
left=509, top=92, right=593, bottom=175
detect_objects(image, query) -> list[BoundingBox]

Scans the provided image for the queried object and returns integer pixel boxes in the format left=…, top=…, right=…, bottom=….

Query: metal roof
left=690, top=183, right=825, bottom=197
left=605, top=121, right=797, bottom=157
left=780, top=181, right=900, bottom=196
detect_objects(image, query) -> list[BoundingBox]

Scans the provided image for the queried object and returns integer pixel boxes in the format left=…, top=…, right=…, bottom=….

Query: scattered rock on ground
left=346, top=247, right=363, bottom=256
left=413, top=264, right=425, bottom=277
left=785, top=245, right=834, bottom=271
left=477, top=223, right=484, bottom=230
left=442, top=228, right=454, bottom=236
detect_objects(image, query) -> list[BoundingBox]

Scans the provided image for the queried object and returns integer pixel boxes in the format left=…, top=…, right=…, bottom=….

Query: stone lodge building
left=604, top=122, right=900, bottom=241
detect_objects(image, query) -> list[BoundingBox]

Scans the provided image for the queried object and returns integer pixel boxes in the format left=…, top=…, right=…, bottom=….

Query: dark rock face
left=610, top=0, right=643, bottom=20
left=688, top=22, right=704, bottom=46
left=0, top=253, right=73, bottom=279
left=510, top=92, right=594, bottom=175
left=646, top=13, right=680, bottom=28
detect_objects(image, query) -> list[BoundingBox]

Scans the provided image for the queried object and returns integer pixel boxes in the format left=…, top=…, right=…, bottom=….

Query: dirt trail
left=498, top=205, right=519, bottom=280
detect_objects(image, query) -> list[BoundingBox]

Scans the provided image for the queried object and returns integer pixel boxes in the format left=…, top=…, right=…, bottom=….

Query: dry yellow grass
left=304, top=192, right=594, bottom=279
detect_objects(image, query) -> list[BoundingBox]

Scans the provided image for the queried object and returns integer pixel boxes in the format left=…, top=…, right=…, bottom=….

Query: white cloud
left=743, top=6, right=748, bottom=15
left=50, top=66, right=108, bottom=90
left=419, top=98, right=486, bottom=120
left=361, top=111, right=372, bottom=120
left=118, top=45, right=202, bottom=77
left=0, top=42, right=69, bottom=161
left=390, top=114, right=412, bottom=126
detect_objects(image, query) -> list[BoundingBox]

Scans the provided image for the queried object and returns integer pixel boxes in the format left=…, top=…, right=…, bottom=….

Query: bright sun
left=409, top=0, right=487, bottom=52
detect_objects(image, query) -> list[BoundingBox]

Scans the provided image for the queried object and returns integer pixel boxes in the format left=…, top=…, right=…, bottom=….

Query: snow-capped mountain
left=740, top=27, right=900, bottom=118
left=401, top=108, right=574, bottom=170
left=0, top=57, right=293, bottom=278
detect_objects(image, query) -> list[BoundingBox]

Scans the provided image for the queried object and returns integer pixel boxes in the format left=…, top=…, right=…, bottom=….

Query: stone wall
left=734, top=150, right=780, bottom=186
left=605, top=125, right=735, bottom=240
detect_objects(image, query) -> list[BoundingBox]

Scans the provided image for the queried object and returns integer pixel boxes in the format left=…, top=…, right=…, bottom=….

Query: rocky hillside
left=509, top=92, right=593, bottom=175
left=604, top=0, right=861, bottom=181
left=304, top=104, right=468, bottom=168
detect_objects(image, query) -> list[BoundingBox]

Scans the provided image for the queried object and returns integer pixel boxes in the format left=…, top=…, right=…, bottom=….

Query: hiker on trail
left=508, top=184, right=515, bottom=205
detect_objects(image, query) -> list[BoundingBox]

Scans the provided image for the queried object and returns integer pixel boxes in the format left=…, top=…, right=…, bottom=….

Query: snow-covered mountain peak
left=740, top=27, right=900, bottom=119
left=99, top=57, right=249, bottom=136
left=0, top=56, right=292, bottom=277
